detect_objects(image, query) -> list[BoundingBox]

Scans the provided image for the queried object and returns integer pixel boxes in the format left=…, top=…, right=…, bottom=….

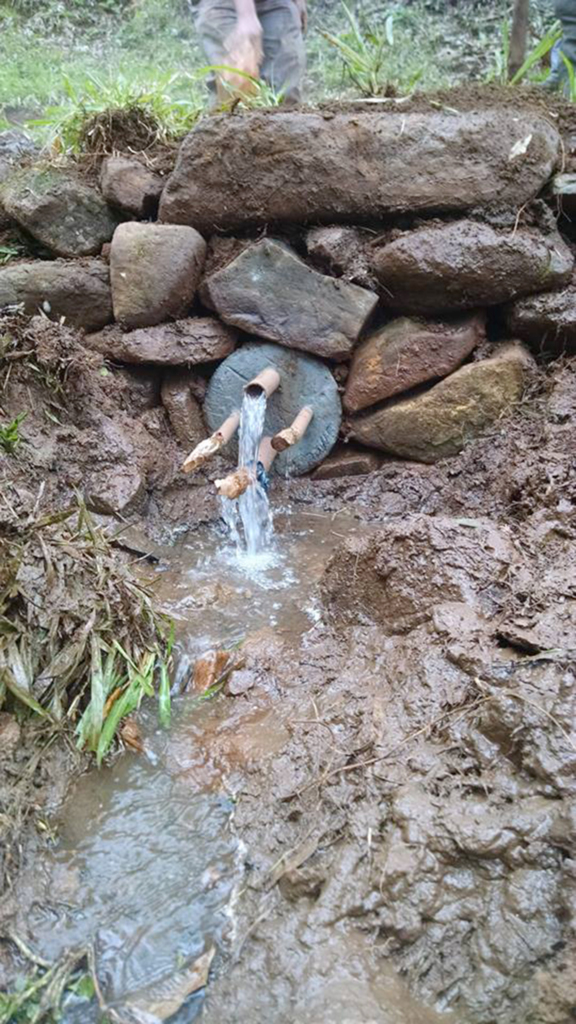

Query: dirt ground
left=1, top=315, right=574, bottom=1021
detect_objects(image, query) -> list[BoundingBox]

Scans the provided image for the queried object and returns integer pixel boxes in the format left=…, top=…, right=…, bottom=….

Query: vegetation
left=0, top=411, right=26, bottom=453
left=0, top=498, right=173, bottom=762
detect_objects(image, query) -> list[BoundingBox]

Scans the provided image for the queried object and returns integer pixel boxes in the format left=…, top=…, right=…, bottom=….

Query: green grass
left=0, top=0, right=562, bottom=142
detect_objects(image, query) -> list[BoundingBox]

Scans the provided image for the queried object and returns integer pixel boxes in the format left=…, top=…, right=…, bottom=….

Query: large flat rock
left=344, top=313, right=484, bottom=413
left=348, top=343, right=536, bottom=462
left=110, top=222, right=206, bottom=329
left=0, top=259, right=112, bottom=331
left=1, top=166, right=117, bottom=257
left=85, top=317, right=237, bottom=365
left=159, top=108, right=561, bottom=232
left=372, top=221, right=573, bottom=314
left=505, top=285, right=576, bottom=355
left=201, top=239, right=377, bottom=360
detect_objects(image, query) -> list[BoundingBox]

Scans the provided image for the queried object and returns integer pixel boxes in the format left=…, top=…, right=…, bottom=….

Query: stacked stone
left=0, top=105, right=574, bottom=474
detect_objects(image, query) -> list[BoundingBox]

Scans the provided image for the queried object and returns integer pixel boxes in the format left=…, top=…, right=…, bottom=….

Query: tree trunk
left=508, top=0, right=530, bottom=79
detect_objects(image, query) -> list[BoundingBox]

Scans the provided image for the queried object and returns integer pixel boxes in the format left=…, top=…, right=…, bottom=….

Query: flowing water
left=228, top=389, right=273, bottom=556
left=20, top=510, right=360, bottom=1024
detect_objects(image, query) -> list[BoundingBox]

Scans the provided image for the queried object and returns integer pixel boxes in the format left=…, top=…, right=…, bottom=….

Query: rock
left=0, top=712, right=21, bottom=758
left=201, top=239, right=377, bottom=360
left=505, top=285, right=576, bottom=355
left=84, top=419, right=146, bottom=515
left=86, top=463, right=145, bottom=515
left=306, top=225, right=376, bottom=289
left=321, top=516, right=518, bottom=631
left=161, top=369, right=207, bottom=447
left=159, top=108, right=561, bottom=232
left=311, top=444, right=382, bottom=479
left=100, top=156, right=164, bottom=219
left=86, top=317, right=236, bottom=365
left=188, top=650, right=231, bottom=694
left=0, top=259, right=113, bottom=331
left=205, top=341, right=342, bottom=476
left=1, top=166, right=117, bottom=257
left=373, top=221, right=573, bottom=315
left=0, top=129, right=37, bottom=228
left=227, top=669, right=256, bottom=695
left=110, top=222, right=206, bottom=329
left=349, top=343, right=535, bottom=463
left=344, top=313, right=485, bottom=413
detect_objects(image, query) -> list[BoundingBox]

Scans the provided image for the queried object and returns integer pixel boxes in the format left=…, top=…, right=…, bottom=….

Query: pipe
left=271, top=406, right=313, bottom=452
left=244, top=367, right=280, bottom=399
left=215, top=437, right=277, bottom=499
left=182, top=410, right=240, bottom=475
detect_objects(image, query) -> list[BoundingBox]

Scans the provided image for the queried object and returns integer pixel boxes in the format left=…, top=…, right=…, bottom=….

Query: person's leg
left=549, top=0, right=576, bottom=90
left=196, top=0, right=239, bottom=105
left=256, top=0, right=306, bottom=103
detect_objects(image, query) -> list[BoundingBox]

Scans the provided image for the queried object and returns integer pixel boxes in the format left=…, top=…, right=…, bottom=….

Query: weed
left=0, top=498, right=173, bottom=762
left=0, top=411, right=26, bottom=454
left=0, top=243, right=24, bottom=265
left=509, top=21, right=562, bottom=85
left=560, top=52, right=576, bottom=101
left=321, top=2, right=396, bottom=97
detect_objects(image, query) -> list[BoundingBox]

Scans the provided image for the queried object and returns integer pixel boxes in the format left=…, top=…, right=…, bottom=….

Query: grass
left=0, top=0, right=564, bottom=145
left=0, top=410, right=26, bottom=452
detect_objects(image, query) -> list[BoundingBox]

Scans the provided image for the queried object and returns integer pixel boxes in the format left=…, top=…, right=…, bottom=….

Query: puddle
left=23, top=508, right=359, bottom=1023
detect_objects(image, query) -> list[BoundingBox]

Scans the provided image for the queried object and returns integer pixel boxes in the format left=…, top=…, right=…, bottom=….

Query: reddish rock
left=505, top=284, right=576, bottom=355
left=201, top=238, right=377, bottom=360
left=0, top=259, right=112, bottom=331
left=100, top=156, right=164, bottom=219
left=159, top=108, right=561, bottom=231
left=349, top=342, right=536, bottom=463
left=311, top=444, right=382, bottom=479
left=86, top=318, right=237, bottom=366
left=344, top=313, right=485, bottom=413
left=372, top=221, right=573, bottom=315
left=110, top=222, right=206, bottom=329
left=161, top=369, right=207, bottom=448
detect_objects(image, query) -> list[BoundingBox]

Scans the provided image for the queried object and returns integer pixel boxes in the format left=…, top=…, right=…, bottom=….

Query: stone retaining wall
left=1, top=103, right=575, bottom=484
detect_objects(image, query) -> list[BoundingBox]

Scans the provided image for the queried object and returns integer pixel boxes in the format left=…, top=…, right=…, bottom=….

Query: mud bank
left=0, top=87, right=575, bottom=1024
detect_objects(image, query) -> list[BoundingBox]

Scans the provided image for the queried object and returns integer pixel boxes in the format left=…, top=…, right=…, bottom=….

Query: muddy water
left=26, top=510, right=359, bottom=1023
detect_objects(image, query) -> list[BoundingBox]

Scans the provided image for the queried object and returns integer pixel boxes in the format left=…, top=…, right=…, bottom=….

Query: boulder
left=1, top=166, right=117, bottom=257
left=201, top=239, right=377, bottom=360
left=305, top=225, right=376, bottom=290
left=85, top=317, right=236, bottom=365
left=100, top=156, right=164, bottom=219
left=311, top=444, right=382, bottom=479
left=159, top=108, right=561, bottom=232
left=161, top=369, right=207, bottom=447
left=110, top=222, right=206, bottom=329
left=0, top=129, right=38, bottom=229
left=0, top=259, right=113, bottom=331
left=344, top=313, right=485, bottom=413
left=84, top=419, right=146, bottom=515
left=348, top=343, right=535, bottom=463
left=372, top=220, right=573, bottom=314
left=505, top=285, right=576, bottom=355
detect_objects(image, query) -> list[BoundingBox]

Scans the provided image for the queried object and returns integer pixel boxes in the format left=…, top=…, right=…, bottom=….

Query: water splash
left=226, top=390, right=273, bottom=557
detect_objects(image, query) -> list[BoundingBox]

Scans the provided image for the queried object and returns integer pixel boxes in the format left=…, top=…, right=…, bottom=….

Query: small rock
left=110, top=222, right=207, bottom=329
left=188, top=650, right=231, bottom=694
left=86, top=462, right=145, bottom=515
left=86, top=317, right=236, bottom=365
left=0, top=713, right=21, bottom=758
left=311, top=444, right=382, bottom=479
left=201, top=238, right=378, bottom=360
left=306, top=225, right=376, bottom=289
left=0, top=259, right=113, bottom=331
left=100, top=155, right=164, bottom=219
left=505, top=285, right=576, bottom=355
left=226, top=669, right=256, bottom=695
left=344, top=313, right=485, bottom=412
left=349, top=342, right=536, bottom=463
left=1, top=165, right=118, bottom=257
left=161, top=369, right=207, bottom=448
left=372, top=221, right=574, bottom=314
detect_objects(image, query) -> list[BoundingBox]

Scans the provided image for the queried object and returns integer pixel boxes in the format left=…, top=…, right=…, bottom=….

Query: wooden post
left=182, top=410, right=240, bottom=474
left=271, top=406, right=314, bottom=452
left=508, top=0, right=530, bottom=80
left=215, top=437, right=277, bottom=499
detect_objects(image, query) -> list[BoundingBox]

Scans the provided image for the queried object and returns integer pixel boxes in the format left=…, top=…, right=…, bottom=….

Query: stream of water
left=224, top=390, right=273, bottom=557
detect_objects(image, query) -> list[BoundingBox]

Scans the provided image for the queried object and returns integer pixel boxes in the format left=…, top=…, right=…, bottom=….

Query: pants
left=549, top=0, right=576, bottom=88
left=196, top=0, right=305, bottom=104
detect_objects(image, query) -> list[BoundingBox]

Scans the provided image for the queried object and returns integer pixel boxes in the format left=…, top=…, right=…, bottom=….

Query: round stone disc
left=204, top=342, right=342, bottom=476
